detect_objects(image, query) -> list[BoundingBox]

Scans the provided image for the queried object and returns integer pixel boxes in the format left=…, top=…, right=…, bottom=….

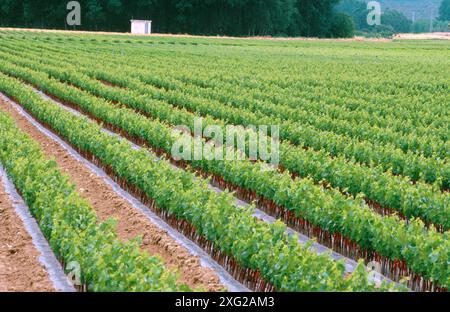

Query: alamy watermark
left=367, top=260, right=382, bottom=278
left=66, top=1, right=81, bottom=26
left=66, top=261, right=81, bottom=286
left=367, top=1, right=381, bottom=26
left=171, top=118, right=280, bottom=166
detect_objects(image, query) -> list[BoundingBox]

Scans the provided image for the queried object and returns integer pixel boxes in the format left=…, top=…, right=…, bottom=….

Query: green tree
left=335, top=0, right=367, bottom=29
left=0, top=0, right=24, bottom=26
left=382, top=8, right=412, bottom=33
left=330, top=12, right=354, bottom=37
left=0, top=0, right=355, bottom=37
left=439, top=0, right=450, bottom=21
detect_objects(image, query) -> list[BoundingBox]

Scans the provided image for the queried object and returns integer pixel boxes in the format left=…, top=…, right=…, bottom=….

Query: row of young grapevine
left=56, top=40, right=446, bottom=159
left=2, top=47, right=447, bottom=232
left=0, top=108, right=186, bottom=292
left=33, top=36, right=450, bottom=159
left=172, top=71, right=449, bottom=136
left=169, top=60, right=450, bottom=125
left=23, top=37, right=449, bottom=161
left=20, top=41, right=446, bottom=189
left=0, top=58, right=447, bottom=289
left=0, top=71, right=392, bottom=292
left=23, top=34, right=448, bottom=141
left=98, top=75, right=449, bottom=189
left=187, top=79, right=448, bottom=141
left=135, top=70, right=448, bottom=159
left=6, top=33, right=448, bottom=134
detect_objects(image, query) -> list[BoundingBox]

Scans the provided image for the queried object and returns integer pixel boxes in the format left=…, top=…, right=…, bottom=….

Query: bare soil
left=0, top=98, right=225, bottom=292
left=394, top=32, right=450, bottom=40
left=0, top=172, right=55, bottom=292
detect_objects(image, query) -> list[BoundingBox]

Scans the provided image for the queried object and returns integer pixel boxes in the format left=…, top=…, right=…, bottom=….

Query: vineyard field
left=0, top=29, right=448, bottom=293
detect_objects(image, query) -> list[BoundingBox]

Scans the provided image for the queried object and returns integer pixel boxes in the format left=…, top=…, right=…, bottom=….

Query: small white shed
left=130, top=20, right=152, bottom=35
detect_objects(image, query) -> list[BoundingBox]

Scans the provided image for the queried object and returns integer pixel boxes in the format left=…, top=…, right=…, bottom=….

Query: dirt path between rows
left=0, top=98, right=225, bottom=292
left=0, top=172, right=55, bottom=292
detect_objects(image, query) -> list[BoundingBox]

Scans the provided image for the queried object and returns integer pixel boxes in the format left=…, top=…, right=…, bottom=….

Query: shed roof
left=130, top=20, right=152, bottom=23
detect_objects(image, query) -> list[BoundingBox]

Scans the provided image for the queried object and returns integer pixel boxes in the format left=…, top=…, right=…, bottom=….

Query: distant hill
left=362, top=0, right=441, bottom=20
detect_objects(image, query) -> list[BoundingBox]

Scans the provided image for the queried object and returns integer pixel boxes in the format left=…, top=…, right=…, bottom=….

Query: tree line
left=0, top=0, right=354, bottom=37
left=1, top=0, right=447, bottom=38
left=337, top=0, right=450, bottom=37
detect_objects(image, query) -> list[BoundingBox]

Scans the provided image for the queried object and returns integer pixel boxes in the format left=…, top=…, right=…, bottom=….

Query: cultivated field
left=0, top=29, right=448, bottom=292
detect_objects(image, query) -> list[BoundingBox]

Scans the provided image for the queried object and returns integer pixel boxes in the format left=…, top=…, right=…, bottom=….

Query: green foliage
left=336, top=0, right=413, bottom=36
left=0, top=0, right=354, bottom=37
left=0, top=110, right=185, bottom=291
left=335, top=0, right=368, bottom=29
left=330, top=12, right=355, bottom=38
left=382, top=8, right=412, bottom=33
left=411, top=19, right=450, bottom=33
left=439, top=0, right=450, bottom=21
left=0, top=68, right=397, bottom=291
left=0, top=33, right=448, bottom=288
left=2, top=43, right=449, bottom=228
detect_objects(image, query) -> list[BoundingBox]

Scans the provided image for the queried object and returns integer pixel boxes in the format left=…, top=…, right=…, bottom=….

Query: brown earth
left=0, top=172, right=55, bottom=292
left=0, top=98, right=225, bottom=292
left=394, top=32, right=450, bottom=40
